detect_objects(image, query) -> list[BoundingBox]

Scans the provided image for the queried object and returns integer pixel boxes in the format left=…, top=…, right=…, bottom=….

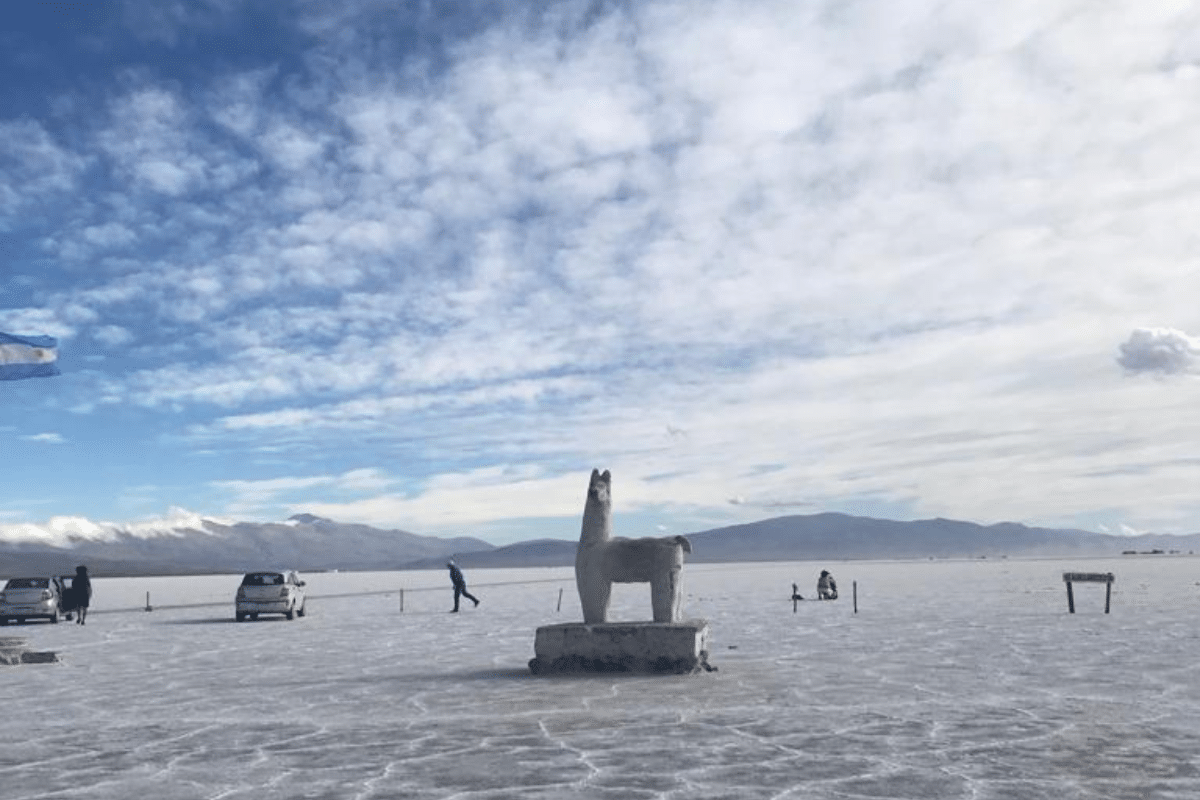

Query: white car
left=0, top=577, right=66, bottom=624
left=235, top=571, right=307, bottom=622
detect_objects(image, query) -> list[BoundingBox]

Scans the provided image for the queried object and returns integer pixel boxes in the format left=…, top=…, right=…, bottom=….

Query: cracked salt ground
left=3, top=559, right=1200, bottom=798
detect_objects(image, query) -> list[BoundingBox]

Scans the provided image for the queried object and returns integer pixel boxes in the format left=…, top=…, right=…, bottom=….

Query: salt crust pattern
left=3, top=558, right=1199, bottom=798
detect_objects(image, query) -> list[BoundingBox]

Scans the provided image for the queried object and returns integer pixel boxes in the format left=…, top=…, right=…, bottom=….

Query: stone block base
left=529, top=620, right=713, bottom=675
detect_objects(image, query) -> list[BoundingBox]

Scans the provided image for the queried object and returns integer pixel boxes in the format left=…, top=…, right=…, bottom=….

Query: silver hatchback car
left=235, top=571, right=307, bottom=621
left=0, top=577, right=66, bottom=624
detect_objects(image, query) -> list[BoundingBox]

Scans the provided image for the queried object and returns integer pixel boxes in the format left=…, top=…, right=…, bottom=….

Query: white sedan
left=235, top=571, right=307, bottom=622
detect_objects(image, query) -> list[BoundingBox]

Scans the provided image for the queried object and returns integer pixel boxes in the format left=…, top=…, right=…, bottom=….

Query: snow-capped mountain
left=0, top=511, right=493, bottom=576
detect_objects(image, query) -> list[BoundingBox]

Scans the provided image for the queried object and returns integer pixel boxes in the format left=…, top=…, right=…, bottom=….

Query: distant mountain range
left=427, top=513, right=1200, bottom=569
left=0, top=514, right=492, bottom=577
left=1, top=511, right=1197, bottom=577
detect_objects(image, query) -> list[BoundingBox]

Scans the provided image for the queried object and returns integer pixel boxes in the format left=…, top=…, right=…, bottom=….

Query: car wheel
left=17, top=618, right=26, bottom=625
left=236, top=612, right=245, bottom=622
left=250, top=613, right=258, bottom=621
left=285, top=604, right=295, bottom=620
left=296, top=602, right=306, bottom=618
left=49, top=610, right=58, bottom=624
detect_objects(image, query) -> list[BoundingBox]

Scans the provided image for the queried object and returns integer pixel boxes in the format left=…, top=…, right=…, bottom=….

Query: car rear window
left=241, top=573, right=284, bottom=586
left=5, top=578, right=49, bottom=589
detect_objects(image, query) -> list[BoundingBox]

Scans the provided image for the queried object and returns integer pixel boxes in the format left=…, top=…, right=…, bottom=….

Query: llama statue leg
left=669, top=560, right=685, bottom=622
left=650, top=545, right=686, bottom=622
left=576, top=568, right=612, bottom=624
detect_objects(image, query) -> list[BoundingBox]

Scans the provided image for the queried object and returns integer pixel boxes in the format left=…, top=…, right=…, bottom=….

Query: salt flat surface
left=4, top=558, right=1200, bottom=799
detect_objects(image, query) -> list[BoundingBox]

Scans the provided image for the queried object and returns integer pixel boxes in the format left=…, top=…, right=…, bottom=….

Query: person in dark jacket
left=447, top=560, right=479, bottom=612
left=72, top=565, right=92, bottom=624
left=817, top=569, right=837, bottom=600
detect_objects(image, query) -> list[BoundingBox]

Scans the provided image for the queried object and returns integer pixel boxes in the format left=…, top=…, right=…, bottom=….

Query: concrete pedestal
left=529, top=620, right=713, bottom=675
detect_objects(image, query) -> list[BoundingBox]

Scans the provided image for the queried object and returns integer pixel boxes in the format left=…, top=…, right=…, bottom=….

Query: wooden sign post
left=1062, top=572, right=1114, bottom=614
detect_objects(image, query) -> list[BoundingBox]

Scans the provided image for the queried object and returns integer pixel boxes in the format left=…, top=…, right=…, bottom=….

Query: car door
left=290, top=572, right=305, bottom=609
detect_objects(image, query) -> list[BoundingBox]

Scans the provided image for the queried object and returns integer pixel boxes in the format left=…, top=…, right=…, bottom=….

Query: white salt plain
left=4, top=557, right=1200, bottom=799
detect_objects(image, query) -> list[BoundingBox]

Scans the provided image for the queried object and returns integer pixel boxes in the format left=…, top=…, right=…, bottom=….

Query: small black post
left=400, top=588, right=404, bottom=613
left=792, top=583, right=798, bottom=613
left=853, top=581, right=857, bottom=614
left=1066, top=581, right=1075, bottom=614
left=1105, top=580, right=1112, bottom=614
left=144, top=591, right=152, bottom=612
left=556, top=588, right=563, bottom=612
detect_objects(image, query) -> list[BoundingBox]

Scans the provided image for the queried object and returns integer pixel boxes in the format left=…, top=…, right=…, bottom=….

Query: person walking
left=817, top=569, right=838, bottom=601
left=447, top=560, right=479, bottom=612
left=72, top=565, right=92, bottom=624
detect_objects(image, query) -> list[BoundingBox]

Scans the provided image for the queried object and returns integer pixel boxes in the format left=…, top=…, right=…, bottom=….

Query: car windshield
left=241, top=573, right=284, bottom=586
left=5, top=578, right=49, bottom=589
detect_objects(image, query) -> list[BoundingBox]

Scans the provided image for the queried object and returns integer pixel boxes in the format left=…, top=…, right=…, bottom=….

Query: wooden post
left=1066, top=581, right=1075, bottom=613
left=792, top=583, right=798, bottom=613
left=144, top=591, right=152, bottom=612
left=556, top=588, right=563, bottom=612
left=1105, top=581, right=1111, bottom=614
left=400, top=588, right=404, bottom=613
left=853, top=581, right=857, bottom=614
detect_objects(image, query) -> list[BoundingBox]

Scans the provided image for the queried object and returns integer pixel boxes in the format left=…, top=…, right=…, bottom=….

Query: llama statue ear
left=591, top=468, right=600, bottom=481
left=601, top=470, right=610, bottom=483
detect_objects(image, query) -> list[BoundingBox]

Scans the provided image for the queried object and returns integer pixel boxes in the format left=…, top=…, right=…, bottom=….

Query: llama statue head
left=580, top=468, right=612, bottom=546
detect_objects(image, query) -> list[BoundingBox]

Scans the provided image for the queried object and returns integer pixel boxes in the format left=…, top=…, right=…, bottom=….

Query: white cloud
left=98, top=86, right=258, bottom=197
left=93, top=325, right=134, bottom=347
left=0, top=308, right=73, bottom=340
left=204, top=374, right=593, bottom=434
left=21, top=433, right=66, bottom=445
left=82, top=222, right=138, bottom=248
left=211, top=468, right=399, bottom=518
left=259, top=122, right=327, bottom=172
left=0, top=120, right=88, bottom=215
left=297, top=466, right=584, bottom=532
left=119, top=0, right=241, bottom=46
left=0, top=507, right=234, bottom=547
left=1117, top=328, right=1200, bottom=375
left=0, top=516, right=106, bottom=547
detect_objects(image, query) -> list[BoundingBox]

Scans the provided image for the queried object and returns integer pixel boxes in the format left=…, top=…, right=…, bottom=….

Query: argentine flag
left=0, top=332, right=60, bottom=381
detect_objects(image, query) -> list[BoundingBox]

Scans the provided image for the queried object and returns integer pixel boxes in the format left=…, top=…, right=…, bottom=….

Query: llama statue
left=575, top=468, right=692, bottom=624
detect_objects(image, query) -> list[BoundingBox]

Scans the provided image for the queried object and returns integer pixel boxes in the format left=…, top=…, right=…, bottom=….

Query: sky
left=3, top=0, right=1200, bottom=546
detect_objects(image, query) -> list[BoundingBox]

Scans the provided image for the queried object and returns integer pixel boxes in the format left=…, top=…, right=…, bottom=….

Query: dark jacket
left=71, top=575, right=92, bottom=609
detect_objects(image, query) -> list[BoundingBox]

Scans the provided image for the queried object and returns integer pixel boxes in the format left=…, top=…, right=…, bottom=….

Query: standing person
left=73, top=565, right=92, bottom=624
left=817, top=569, right=837, bottom=601
left=447, top=560, right=479, bottom=612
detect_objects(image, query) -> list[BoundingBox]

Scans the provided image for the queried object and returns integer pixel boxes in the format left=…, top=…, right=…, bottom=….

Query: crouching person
left=817, top=569, right=837, bottom=601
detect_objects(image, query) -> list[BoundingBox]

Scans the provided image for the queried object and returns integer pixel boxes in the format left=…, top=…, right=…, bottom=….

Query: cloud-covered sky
left=4, top=0, right=1200, bottom=544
